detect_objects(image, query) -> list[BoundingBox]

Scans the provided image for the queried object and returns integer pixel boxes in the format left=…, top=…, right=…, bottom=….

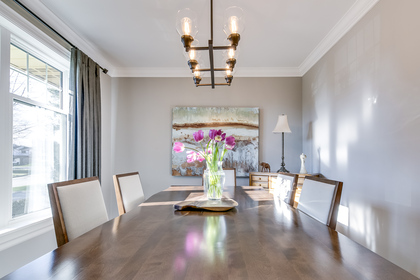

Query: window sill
left=0, top=212, right=54, bottom=251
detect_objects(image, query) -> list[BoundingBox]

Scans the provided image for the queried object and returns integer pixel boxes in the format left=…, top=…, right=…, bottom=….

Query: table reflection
left=175, top=216, right=227, bottom=272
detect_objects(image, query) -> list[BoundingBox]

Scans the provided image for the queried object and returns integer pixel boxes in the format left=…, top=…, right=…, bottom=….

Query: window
left=0, top=19, right=70, bottom=235
left=10, top=44, right=69, bottom=218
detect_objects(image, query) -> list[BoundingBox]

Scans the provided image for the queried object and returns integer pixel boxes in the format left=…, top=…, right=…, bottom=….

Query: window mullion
left=12, top=94, right=67, bottom=115
left=0, top=26, right=13, bottom=227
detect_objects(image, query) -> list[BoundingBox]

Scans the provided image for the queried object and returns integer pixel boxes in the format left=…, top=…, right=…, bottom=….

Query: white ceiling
left=20, top=0, right=379, bottom=77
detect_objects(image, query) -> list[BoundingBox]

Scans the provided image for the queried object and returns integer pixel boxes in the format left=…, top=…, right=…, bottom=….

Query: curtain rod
left=13, top=0, right=108, bottom=74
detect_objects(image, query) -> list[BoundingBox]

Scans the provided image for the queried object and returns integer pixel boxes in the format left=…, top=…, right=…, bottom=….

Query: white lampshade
left=272, top=115, right=291, bottom=133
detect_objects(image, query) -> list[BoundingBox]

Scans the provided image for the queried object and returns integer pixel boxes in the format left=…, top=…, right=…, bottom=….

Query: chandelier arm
left=188, top=46, right=234, bottom=51
left=213, top=46, right=235, bottom=50
left=194, top=68, right=231, bottom=72
left=187, top=47, right=209, bottom=51
left=197, top=83, right=230, bottom=87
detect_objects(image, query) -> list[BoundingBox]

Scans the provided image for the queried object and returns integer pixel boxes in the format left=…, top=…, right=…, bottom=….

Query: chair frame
left=298, top=176, right=343, bottom=230
left=113, top=171, right=141, bottom=215
left=48, top=176, right=100, bottom=247
left=277, top=172, right=299, bottom=206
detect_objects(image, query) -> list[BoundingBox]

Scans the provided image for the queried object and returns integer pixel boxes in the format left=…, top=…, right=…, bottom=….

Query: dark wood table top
left=3, top=186, right=418, bottom=280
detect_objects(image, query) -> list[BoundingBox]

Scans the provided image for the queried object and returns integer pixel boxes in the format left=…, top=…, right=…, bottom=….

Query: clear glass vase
left=203, top=161, right=225, bottom=200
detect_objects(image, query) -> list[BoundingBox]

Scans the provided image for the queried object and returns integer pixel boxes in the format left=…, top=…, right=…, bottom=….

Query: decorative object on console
left=299, top=153, right=307, bottom=174
left=272, top=114, right=291, bottom=173
left=176, top=0, right=244, bottom=88
left=172, top=107, right=259, bottom=177
left=173, top=129, right=235, bottom=200
left=260, top=162, right=271, bottom=172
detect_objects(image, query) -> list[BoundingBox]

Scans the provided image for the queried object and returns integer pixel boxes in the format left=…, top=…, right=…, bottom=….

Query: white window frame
left=0, top=2, right=70, bottom=251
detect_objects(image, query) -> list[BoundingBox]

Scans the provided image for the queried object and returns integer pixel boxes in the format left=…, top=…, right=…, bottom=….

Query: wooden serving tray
left=174, top=197, right=238, bottom=212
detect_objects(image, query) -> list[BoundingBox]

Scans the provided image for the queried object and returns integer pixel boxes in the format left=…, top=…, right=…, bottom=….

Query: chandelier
left=176, top=0, right=244, bottom=88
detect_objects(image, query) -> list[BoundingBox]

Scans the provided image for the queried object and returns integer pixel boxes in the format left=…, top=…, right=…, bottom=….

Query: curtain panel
left=69, top=48, right=101, bottom=180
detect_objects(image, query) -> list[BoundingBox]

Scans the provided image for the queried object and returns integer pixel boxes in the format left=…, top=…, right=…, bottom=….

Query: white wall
left=109, top=77, right=302, bottom=217
left=0, top=229, right=56, bottom=277
left=302, top=0, right=420, bottom=277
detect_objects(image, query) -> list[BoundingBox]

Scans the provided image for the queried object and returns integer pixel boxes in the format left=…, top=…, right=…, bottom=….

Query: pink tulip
left=186, top=151, right=197, bottom=163
left=209, top=129, right=217, bottom=140
left=225, top=136, right=235, bottom=150
left=196, top=153, right=205, bottom=162
left=173, top=142, right=185, bottom=153
left=193, top=130, right=204, bottom=142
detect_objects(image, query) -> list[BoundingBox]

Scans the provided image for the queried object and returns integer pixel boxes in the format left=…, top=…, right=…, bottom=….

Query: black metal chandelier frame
left=179, top=0, right=241, bottom=88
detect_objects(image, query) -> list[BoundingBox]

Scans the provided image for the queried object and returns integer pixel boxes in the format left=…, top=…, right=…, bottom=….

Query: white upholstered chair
left=297, top=176, right=343, bottom=229
left=223, top=168, right=236, bottom=187
left=48, top=177, right=109, bottom=247
left=113, top=172, right=145, bottom=216
left=272, top=172, right=298, bottom=206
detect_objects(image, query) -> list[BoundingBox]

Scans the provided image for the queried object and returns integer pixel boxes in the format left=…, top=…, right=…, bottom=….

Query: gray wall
left=302, top=0, right=420, bottom=277
left=108, top=77, right=302, bottom=217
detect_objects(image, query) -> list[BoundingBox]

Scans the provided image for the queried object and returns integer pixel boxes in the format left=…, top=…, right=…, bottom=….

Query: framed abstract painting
left=171, top=107, right=259, bottom=177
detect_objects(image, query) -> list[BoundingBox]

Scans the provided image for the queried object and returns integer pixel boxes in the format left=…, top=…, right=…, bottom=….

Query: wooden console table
left=249, top=172, right=320, bottom=206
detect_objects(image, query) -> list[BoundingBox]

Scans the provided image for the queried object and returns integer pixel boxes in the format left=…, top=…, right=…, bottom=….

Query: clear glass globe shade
left=176, top=8, right=198, bottom=37
left=223, top=6, right=245, bottom=36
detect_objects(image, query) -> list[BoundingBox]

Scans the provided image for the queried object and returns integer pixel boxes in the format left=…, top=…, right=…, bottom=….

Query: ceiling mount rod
left=209, top=0, right=215, bottom=88
left=210, top=0, right=214, bottom=42
left=209, top=40, right=215, bottom=88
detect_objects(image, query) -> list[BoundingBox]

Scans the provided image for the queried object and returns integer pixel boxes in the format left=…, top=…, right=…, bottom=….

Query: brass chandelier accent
left=176, top=0, right=244, bottom=88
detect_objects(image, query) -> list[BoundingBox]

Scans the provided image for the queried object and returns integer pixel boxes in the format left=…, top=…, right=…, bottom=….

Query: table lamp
left=273, top=114, right=291, bottom=173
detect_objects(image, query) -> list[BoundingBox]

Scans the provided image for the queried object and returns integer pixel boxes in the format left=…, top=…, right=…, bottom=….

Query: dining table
left=2, top=185, right=418, bottom=280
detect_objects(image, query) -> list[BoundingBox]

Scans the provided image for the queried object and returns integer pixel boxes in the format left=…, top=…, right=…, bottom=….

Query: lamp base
left=277, top=166, right=289, bottom=173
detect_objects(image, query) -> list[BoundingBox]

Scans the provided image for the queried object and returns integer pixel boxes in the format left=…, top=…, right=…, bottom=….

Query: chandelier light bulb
left=182, top=17, right=192, bottom=35
left=176, top=8, right=198, bottom=39
left=194, top=65, right=201, bottom=77
left=229, top=16, right=239, bottom=34
left=226, top=69, right=232, bottom=76
left=228, top=48, right=235, bottom=59
left=189, top=49, right=196, bottom=60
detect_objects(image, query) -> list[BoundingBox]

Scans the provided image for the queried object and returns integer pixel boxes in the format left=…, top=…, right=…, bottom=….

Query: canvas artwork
left=171, top=107, right=259, bottom=177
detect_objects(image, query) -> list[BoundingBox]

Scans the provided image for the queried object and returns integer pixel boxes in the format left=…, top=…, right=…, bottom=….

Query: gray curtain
left=68, top=48, right=101, bottom=180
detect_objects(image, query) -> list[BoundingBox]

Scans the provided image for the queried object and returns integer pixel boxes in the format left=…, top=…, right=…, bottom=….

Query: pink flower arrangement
left=173, top=129, right=235, bottom=165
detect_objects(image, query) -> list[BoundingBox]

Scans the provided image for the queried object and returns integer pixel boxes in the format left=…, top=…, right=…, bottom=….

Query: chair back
left=113, top=172, right=145, bottom=215
left=48, top=177, right=109, bottom=247
left=297, top=176, right=343, bottom=229
left=272, top=172, right=298, bottom=206
left=223, top=168, right=236, bottom=187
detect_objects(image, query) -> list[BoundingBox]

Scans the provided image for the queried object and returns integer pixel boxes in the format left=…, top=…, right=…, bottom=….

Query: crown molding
left=298, top=0, right=380, bottom=76
left=20, top=0, right=115, bottom=72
